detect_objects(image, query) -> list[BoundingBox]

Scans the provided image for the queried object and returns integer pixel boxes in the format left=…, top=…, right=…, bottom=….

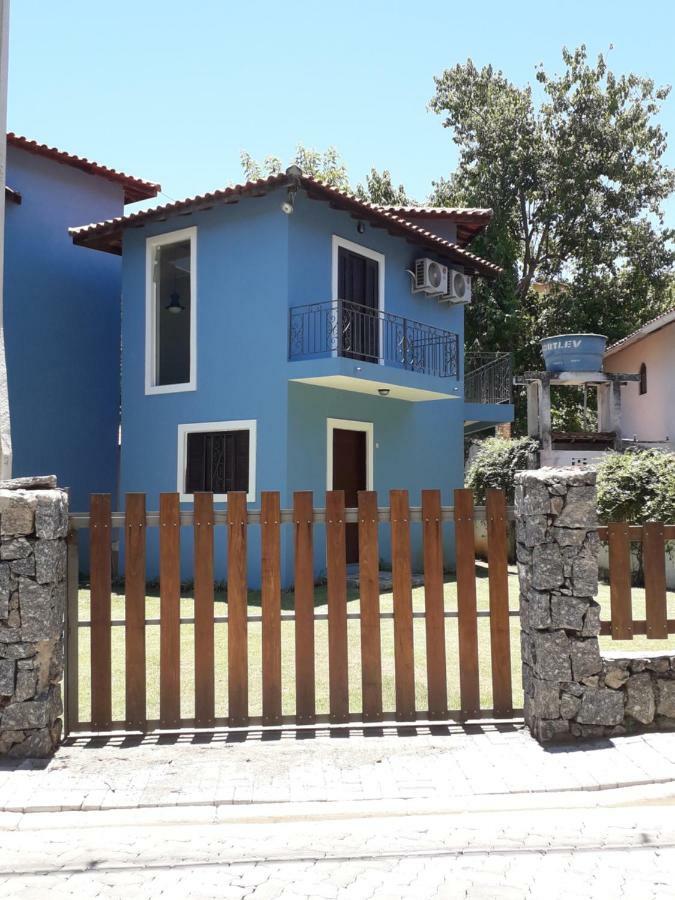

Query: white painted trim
left=331, top=235, right=385, bottom=363
left=145, top=226, right=198, bottom=395
left=326, top=417, right=374, bottom=492
left=177, top=419, right=257, bottom=503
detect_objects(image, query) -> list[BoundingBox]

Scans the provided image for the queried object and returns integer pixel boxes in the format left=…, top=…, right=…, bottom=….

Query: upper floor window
left=639, top=362, right=647, bottom=395
left=146, top=227, right=197, bottom=394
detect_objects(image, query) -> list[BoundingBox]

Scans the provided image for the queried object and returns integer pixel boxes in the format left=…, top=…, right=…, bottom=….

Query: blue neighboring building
left=4, top=133, right=159, bottom=512
left=71, top=168, right=513, bottom=585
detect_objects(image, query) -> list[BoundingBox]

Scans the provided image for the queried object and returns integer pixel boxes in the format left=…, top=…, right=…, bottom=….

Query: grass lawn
left=74, top=564, right=675, bottom=726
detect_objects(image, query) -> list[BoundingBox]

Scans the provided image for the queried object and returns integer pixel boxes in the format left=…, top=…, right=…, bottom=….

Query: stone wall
left=0, top=477, right=68, bottom=757
left=516, top=466, right=675, bottom=743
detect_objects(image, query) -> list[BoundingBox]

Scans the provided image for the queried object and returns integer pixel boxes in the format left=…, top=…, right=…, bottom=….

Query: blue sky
left=8, top=0, right=675, bottom=222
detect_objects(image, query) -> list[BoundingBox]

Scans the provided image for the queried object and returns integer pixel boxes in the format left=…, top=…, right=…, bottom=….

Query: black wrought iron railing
left=464, top=352, right=513, bottom=404
left=288, top=300, right=459, bottom=378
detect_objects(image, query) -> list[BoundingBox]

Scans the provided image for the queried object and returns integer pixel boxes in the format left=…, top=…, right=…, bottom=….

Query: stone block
left=18, top=580, right=55, bottom=642
left=0, top=538, right=33, bottom=560
left=550, top=527, right=587, bottom=548
left=646, top=657, right=670, bottom=674
left=8, top=727, right=56, bottom=758
left=0, top=658, right=14, bottom=696
left=1, top=699, right=51, bottom=730
left=34, top=491, right=68, bottom=540
left=532, top=543, right=564, bottom=591
left=516, top=478, right=550, bottom=520
left=570, top=638, right=602, bottom=680
left=0, top=491, right=37, bottom=536
left=34, top=540, right=66, bottom=585
left=560, top=692, right=582, bottom=719
left=572, top=542, right=599, bottom=597
left=554, top=485, right=598, bottom=529
left=656, top=681, right=675, bottom=719
left=577, top=688, right=624, bottom=726
left=550, top=595, right=589, bottom=631
left=533, top=630, right=571, bottom=681
left=524, top=516, right=548, bottom=546
left=536, top=718, right=570, bottom=742
left=625, top=673, right=655, bottom=725
left=10, top=557, right=36, bottom=577
left=581, top=601, right=601, bottom=637
left=604, top=664, right=630, bottom=690
left=525, top=591, right=551, bottom=629
left=13, top=666, right=37, bottom=702
left=533, top=680, right=560, bottom=718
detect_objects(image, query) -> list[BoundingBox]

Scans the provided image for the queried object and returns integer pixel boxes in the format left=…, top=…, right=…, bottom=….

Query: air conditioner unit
left=412, top=258, right=448, bottom=295
left=440, top=270, right=471, bottom=304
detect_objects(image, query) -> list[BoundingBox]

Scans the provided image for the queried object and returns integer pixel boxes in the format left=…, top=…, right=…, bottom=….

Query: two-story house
left=71, top=167, right=512, bottom=585
left=4, top=134, right=159, bottom=510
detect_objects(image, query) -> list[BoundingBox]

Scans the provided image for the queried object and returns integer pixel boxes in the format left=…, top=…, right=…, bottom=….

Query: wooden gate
left=65, top=488, right=519, bottom=734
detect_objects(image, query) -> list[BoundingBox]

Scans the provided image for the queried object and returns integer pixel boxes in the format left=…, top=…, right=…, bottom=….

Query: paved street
left=1, top=798, right=675, bottom=898
left=3, top=726, right=675, bottom=896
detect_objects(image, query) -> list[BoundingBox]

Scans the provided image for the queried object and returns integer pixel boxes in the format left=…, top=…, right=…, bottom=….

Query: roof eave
left=604, top=310, right=675, bottom=357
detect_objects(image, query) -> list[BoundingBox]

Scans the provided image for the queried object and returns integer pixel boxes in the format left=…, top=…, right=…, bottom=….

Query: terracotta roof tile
left=69, top=170, right=502, bottom=277
left=7, top=133, right=160, bottom=203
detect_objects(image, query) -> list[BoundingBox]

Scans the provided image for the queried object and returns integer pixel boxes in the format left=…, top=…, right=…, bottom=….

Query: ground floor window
left=177, top=420, right=256, bottom=502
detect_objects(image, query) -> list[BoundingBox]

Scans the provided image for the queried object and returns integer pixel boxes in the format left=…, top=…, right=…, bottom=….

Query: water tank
left=540, top=334, right=607, bottom=373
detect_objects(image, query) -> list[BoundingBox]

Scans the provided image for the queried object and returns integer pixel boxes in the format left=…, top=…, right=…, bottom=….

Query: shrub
left=466, top=436, right=539, bottom=504
left=596, top=449, right=675, bottom=524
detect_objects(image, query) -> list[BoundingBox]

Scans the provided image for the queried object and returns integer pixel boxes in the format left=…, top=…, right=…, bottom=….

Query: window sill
left=180, top=492, right=255, bottom=504
left=146, top=381, right=197, bottom=396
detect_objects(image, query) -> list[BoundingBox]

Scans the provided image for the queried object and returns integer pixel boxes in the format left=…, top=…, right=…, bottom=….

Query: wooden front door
left=332, top=427, right=367, bottom=564
left=337, top=246, right=380, bottom=362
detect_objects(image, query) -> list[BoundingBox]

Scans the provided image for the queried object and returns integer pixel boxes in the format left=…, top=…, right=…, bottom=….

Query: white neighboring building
left=604, top=308, right=675, bottom=451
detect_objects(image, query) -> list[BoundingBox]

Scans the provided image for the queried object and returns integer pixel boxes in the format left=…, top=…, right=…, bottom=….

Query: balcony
left=289, top=300, right=459, bottom=379
left=464, top=352, right=513, bottom=405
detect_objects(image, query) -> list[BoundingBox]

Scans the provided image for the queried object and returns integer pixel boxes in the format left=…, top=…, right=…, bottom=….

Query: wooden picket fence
left=65, top=488, right=518, bottom=735
left=598, top=523, right=675, bottom=640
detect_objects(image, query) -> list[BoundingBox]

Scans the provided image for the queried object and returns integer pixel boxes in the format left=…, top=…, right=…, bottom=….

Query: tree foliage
left=596, top=450, right=675, bottom=524
left=240, top=146, right=410, bottom=204
left=465, top=436, right=539, bottom=504
left=430, top=46, right=675, bottom=373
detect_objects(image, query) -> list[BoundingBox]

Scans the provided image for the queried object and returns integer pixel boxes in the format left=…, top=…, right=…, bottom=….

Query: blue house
left=71, top=167, right=512, bottom=585
left=4, top=133, right=159, bottom=511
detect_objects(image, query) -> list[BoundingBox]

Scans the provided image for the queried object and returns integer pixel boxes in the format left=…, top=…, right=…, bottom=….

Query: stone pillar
left=515, top=467, right=623, bottom=743
left=0, top=477, right=68, bottom=757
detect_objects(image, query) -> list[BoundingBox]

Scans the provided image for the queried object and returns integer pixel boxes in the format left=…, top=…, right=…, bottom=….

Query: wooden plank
left=227, top=492, right=249, bottom=726
left=65, top=530, right=80, bottom=733
left=601, top=619, right=675, bottom=637
left=358, top=491, right=382, bottom=722
left=124, top=494, right=147, bottom=730
left=293, top=492, right=315, bottom=724
left=486, top=489, right=512, bottom=717
left=421, top=490, right=447, bottom=720
left=325, top=491, right=349, bottom=722
left=390, top=490, right=415, bottom=721
left=159, top=493, right=181, bottom=727
left=608, top=522, right=633, bottom=640
left=644, top=522, right=668, bottom=639
left=599, top=524, right=675, bottom=542
left=261, top=492, right=282, bottom=725
left=90, top=494, right=112, bottom=730
left=454, top=489, right=480, bottom=718
left=194, top=493, right=215, bottom=727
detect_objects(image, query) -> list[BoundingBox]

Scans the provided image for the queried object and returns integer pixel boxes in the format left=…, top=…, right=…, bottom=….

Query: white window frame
left=145, top=226, right=198, bottom=395
left=326, top=417, right=374, bottom=491
left=177, top=419, right=257, bottom=503
left=331, top=235, right=385, bottom=364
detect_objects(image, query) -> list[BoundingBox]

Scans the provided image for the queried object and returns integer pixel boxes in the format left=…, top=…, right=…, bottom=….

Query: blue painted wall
left=117, top=186, right=475, bottom=586
left=4, top=147, right=124, bottom=513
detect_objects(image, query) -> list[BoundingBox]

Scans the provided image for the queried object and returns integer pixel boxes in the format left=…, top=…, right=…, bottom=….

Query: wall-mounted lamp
left=165, top=291, right=185, bottom=314
left=281, top=185, right=297, bottom=215
left=357, top=221, right=366, bottom=234
left=378, top=388, right=390, bottom=397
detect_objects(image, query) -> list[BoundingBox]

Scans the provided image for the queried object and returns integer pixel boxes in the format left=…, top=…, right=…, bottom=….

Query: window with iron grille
left=178, top=421, right=256, bottom=500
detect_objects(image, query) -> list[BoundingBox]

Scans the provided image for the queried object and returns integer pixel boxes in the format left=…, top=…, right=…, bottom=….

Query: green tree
left=241, top=146, right=411, bottom=204
left=430, top=46, right=675, bottom=372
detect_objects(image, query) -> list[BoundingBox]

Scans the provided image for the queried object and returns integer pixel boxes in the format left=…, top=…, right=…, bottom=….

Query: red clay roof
left=7, top=133, right=160, bottom=204
left=377, top=206, right=492, bottom=247
left=69, top=171, right=502, bottom=277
